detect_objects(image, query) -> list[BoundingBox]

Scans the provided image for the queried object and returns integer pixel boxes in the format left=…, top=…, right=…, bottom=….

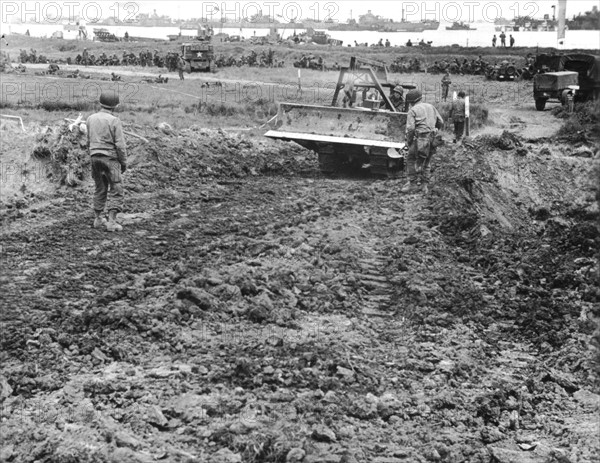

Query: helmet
left=99, top=91, right=119, bottom=109
left=405, top=89, right=422, bottom=104
left=393, top=84, right=403, bottom=94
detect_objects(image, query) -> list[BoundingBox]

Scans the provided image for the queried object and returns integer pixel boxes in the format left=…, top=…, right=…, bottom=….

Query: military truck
left=265, top=57, right=408, bottom=177
left=181, top=42, right=216, bottom=73
left=533, top=71, right=579, bottom=110
left=533, top=53, right=600, bottom=102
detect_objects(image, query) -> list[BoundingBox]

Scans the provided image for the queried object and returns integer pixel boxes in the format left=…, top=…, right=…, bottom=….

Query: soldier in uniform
left=449, top=91, right=466, bottom=143
left=82, top=48, right=89, bottom=66
left=386, top=85, right=405, bottom=112
left=402, top=89, right=444, bottom=194
left=441, top=71, right=451, bottom=102
left=177, top=54, right=186, bottom=80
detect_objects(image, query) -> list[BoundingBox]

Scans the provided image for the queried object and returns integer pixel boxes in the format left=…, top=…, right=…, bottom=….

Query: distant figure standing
left=500, top=31, right=506, bottom=47
left=441, top=71, right=451, bottom=102
left=25, top=29, right=30, bottom=36
left=406, top=39, right=413, bottom=47
left=492, top=35, right=497, bottom=47
left=385, top=39, right=390, bottom=47
left=449, top=91, right=466, bottom=143
left=124, top=31, right=129, bottom=41
left=177, top=54, right=186, bottom=80
left=509, top=34, right=515, bottom=47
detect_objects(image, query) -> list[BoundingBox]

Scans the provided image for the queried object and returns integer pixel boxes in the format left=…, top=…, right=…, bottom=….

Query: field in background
left=3, top=34, right=594, bottom=70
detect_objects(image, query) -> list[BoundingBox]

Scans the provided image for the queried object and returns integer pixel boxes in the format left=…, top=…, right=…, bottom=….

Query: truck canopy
left=562, top=54, right=600, bottom=90
left=534, top=71, right=579, bottom=91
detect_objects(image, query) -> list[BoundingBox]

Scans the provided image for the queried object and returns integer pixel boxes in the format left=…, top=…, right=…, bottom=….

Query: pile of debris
left=31, top=121, right=317, bottom=191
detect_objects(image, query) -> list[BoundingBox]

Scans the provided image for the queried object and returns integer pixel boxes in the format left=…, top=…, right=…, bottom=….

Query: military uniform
left=177, top=56, right=186, bottom=80
left=441, top=74, right=451, bottom=102
left=87, top=92, right=127, bottom=231
left=404, top=91, right=444, bottom=192
left=450, top=96, right=466, bottom=142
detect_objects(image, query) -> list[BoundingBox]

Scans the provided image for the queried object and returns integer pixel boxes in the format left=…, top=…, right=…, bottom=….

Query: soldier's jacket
left=450, top=98, right=466, bottom=121
left=87, top=109, right=127, bottom=167
left=406, top=102, right=444, bottom=139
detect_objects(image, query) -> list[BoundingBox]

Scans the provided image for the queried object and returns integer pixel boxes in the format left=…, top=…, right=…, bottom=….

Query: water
left=4, top=22, right=599, bottom=50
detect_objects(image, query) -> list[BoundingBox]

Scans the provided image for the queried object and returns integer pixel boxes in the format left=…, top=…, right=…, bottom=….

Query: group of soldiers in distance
left=30, top=48, right=285, bottom=70
left=20, top=43, right=539, bottom=82
left=391, top=54, right=538, bottom=80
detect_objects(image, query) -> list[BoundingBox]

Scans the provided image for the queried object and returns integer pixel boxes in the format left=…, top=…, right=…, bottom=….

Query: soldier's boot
left=401, top=182, right=419, bottom=194
left=106, top=220, right=123, bottom=232
left=94, top=216, right=107, bottom=229
left=106, top=210, right=123, bottom=232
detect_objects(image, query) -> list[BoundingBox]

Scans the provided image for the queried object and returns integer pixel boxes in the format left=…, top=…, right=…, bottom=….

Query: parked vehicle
left=533, top=71, right=579, bottom=110
left=181, top=42, right=216, bottom=72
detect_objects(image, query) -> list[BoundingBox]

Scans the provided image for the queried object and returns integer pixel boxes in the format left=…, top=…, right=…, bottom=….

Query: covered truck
left=533, top=53, right=600, bottom=104
left=533, top=71, right=579, bottom=110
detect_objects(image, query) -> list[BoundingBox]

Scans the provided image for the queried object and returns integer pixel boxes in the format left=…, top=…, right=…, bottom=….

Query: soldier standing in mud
left=402, top=89, right=444, bottom=194
left=87, top=91, right=127, bottom=232
left=82, top=48, right=89, bottom=66
left=441, top=71, right=451, bottom=102
left=449, top=91, right=466, bottom=143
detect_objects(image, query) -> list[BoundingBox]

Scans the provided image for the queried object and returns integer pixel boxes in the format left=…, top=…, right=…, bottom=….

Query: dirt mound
left=30, top=121, right=316, bottom=189
left=421, top=136, right=598, bottom=355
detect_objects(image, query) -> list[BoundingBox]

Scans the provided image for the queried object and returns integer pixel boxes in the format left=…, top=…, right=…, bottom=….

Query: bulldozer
left=265, top=57, right=409, bottom=176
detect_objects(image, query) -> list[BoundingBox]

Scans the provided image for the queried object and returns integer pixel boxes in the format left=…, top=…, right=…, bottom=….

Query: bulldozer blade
left=265, top=103, right=407, bottom=149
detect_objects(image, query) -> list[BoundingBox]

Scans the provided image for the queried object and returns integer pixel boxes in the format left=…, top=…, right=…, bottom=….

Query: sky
left=132, top=0, right=598, bottom=22
left=1, top=1, right=598, bottom=25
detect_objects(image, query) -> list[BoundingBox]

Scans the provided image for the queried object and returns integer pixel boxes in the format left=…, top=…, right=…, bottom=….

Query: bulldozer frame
left=265, top=57, right=407, bottom=177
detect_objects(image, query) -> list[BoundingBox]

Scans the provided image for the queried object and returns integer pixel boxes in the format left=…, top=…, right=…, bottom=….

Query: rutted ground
left=0, top=110, right=598, bottom=463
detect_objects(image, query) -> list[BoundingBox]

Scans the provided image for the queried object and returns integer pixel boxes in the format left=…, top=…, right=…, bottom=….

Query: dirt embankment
left=0, top=108, right=598, bottom=463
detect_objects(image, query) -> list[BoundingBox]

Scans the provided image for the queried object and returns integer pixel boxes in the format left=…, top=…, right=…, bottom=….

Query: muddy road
left=1, top=104, right=599, bottom=462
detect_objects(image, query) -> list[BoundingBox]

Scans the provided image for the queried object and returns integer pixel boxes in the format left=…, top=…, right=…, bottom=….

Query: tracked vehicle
left=181, top=42, right=216, bottom=73
left=265, top=57, right=409, bottom=176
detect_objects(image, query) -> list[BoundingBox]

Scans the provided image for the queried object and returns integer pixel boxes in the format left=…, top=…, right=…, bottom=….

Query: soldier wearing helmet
left=402, top=89, right=443, bottom=194
left=86, top=90, right=127, bottom=231
left=390, top=84, right=405, bottom=111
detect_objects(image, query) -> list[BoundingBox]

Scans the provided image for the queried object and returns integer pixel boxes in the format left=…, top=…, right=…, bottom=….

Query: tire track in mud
left=2, top=166, right=598, bottom=462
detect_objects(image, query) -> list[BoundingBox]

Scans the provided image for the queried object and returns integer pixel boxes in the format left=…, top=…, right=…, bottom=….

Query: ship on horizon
left=446, top=21, right=476, bottom=30
left=328, top=9, right=439, bottom=32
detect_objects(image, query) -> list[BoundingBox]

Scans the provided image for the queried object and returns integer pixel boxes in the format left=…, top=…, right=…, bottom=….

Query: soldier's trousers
left=407, top=132, right=434, bottom=184
left=454, top=117, right=465, bottom=141
left=178, top=69, right=184, bottom=80
left=442, top=86, right=449, bottom=100
left=91, top=155, right=124, bottom=213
